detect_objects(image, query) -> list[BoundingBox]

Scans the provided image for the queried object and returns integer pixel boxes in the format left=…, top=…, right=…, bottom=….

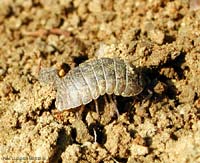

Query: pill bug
left=39, top=58, right=146, bottom=111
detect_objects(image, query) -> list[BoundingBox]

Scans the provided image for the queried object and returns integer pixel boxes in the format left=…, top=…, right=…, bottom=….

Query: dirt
left=0, top=0, right=200, bottom=163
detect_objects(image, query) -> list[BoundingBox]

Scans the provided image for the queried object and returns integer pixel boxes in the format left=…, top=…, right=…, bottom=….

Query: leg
left=93, top=128, right=97, bottom=143
left=75, top=105, right=84, bottom=119
left=94, top=99, right=99, bottom=115
left=108, top=95, right=119, bottom=117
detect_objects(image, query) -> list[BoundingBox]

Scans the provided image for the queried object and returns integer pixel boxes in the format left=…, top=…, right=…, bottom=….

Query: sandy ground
left=0, top=0, right=200, bottom=163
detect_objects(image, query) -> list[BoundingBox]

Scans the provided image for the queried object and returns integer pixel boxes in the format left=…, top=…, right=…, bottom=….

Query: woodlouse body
left=39, top=58, right=146, bottom=111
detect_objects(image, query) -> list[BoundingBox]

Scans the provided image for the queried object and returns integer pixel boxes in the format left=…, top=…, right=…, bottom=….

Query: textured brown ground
left=0, top=0, right=200, bottom=163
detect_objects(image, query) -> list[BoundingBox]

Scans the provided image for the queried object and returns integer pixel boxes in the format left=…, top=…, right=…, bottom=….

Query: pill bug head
left=39, top=67, right=59, bottom=86
left=55, top=90, right=67, bottom=111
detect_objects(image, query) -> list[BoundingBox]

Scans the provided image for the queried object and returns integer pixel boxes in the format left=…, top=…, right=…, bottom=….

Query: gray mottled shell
left=39, top=58, right=146, bottom=111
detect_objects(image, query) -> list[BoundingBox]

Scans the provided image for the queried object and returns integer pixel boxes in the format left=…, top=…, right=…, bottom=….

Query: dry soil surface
left=0, top=0, right=200, bottom=163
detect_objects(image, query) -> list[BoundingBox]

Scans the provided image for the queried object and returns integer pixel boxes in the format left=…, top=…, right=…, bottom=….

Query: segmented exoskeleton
left=39, top=58, right=146, bottom=111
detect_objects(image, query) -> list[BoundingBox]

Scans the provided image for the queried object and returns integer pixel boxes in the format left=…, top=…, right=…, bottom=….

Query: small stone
left=154, top=81, right=166, bottom=94
left=58, top=69, right=66, bottom=77
left=0, top=68, right=6, bottom=77
left=148, top=29, right=165, bottom=45
left=88, top=0, right=102, bottom=13
left=130, top=144, right=148, bottom=156
left=2, top=83, right=13, bottom=97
